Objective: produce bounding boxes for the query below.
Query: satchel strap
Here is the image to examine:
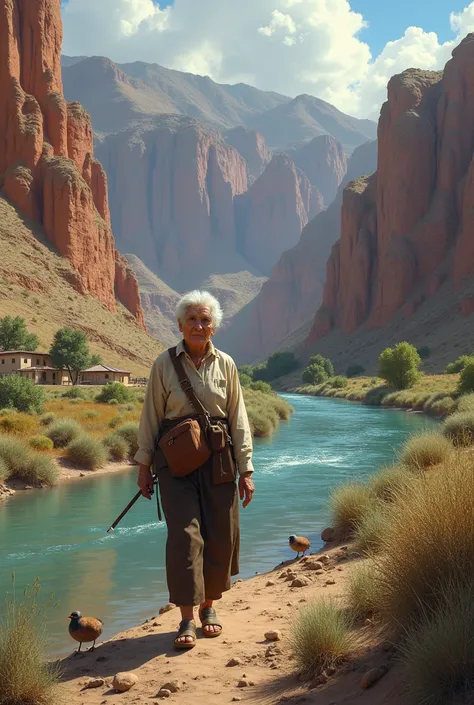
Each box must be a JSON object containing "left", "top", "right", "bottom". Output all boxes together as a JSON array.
[{"left": 168, "top": 347, "right": 211, "bottom": 422}]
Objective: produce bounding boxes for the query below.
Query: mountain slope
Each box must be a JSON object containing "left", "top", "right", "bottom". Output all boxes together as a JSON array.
[
  {"left": 249, "top": 94, "right": 377, "bottom": 150},
  {"left": 0, "top": 197, "right": 162, "bottom": 376}
]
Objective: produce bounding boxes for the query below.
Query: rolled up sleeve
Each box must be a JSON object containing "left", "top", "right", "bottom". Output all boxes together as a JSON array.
[
  {"left": 134, "top": 360, "right": 166, "bottom": 467},
  {"left": 227, "top": 361, "right": 254, "bottom": 475}
]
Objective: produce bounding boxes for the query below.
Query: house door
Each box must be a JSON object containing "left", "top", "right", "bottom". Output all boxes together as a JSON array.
[{"left": 42, "top": 372, "right": 46, "bottom": 384}]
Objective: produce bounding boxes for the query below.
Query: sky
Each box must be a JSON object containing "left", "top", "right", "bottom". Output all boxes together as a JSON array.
[{"left": 60, "top": 1, "right": 474, "bottom": 119}]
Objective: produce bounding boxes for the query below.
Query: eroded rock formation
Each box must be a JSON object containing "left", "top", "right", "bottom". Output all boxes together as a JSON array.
[
  {"left": 287, "top": 135, "right": 347, "bottom": 207},
  {"left": 224, "top": 127, "right": 272, "bottom": 183},
  {"left": 309, "top": 35, "right": 474, "bottom": 346},
  {"left": 0, "top": 0, "right": 144, "bottom": 327}
]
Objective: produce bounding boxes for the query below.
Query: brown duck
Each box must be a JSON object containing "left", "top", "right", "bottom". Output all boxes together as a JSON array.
[
  {"left": 68, "top": 611, "right": 103, "bottom": 653},
  {"left": 289, "top": 535, "right": 311, "bottom": 558}
]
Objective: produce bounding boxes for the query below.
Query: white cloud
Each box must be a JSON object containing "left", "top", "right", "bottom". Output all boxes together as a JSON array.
[{"left": 61, "top": 0, "right": 474, "bottom": 119}]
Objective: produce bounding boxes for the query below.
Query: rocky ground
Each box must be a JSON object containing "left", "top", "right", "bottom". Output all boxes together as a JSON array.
[{"left": 59, "top": 545, "right": 403, "bottom": 705}]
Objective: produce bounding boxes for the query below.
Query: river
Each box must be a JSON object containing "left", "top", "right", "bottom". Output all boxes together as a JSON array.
[{"left": 0, "top": 394, "right": 435, "bottom": 655}]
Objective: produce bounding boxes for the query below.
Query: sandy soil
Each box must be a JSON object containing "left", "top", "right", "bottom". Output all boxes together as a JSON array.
[{"left": 59, "top": 545, "right": 404, "bottom": 705}]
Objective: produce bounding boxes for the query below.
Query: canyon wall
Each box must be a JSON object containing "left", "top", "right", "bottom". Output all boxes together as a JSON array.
[
  {"left": 0, "top": 0, "right": 144, "bottom": 328},
  {"left": 308, "top": 35, "right": 474, "bottom": 346}
]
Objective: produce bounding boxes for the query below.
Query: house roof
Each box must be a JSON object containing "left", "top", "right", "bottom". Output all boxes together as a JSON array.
[
  {"left": 83, "top": 364, "right": 131, "bottom": 374},
  {"left": 17, "top": 366, "right": 64, "bottom": 372},
  {"left": 0, "top": 351, "right": 50, "bottom": 356}
]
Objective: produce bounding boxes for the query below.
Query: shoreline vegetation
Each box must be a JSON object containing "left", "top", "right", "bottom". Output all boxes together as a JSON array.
[{"left": 0, "top": 384, "right": 293, "bottom": 498}]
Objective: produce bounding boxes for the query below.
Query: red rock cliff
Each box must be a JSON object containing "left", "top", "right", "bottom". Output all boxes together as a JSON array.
[
  {"left": 309, "top": 35, "right": 474, "bottom": 346},
  {"left": 96, "top": 116, "right": 248, "bottom": 290},
  {"left": 0, "top": 0, "right": 144, "bottom": 328},
  {"left": 287, "top": 135, "right": 347, "bottom": 207},
  {"left": 224, "top": 127, "right": 272, "bottom": 183}
]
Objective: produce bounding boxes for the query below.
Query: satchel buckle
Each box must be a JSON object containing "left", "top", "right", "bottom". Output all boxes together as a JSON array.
[{"left": 167, "top": 438, "right": 174, "bottom": 446}]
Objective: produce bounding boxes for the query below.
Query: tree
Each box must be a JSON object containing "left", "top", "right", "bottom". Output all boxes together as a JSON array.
[
  {"left": 49, "top": 328, "right": 94, "bottom": 385},
  {"left": 378, "top": 342, "right": 422, "bottom": 390},
  {"left": 265, "top": 352, "right": 299, "bottom": 379},
  {"left": 302, "top": 364, "right": 328, "bottom": 385},
  {"left": 238, "top": 371, "right": 252, "bottom": 387},
  {"left": 0, "top": 316, "right": 39, "bottom": 351},
  {"left": 238, "top": 365, "right": 254, "bottom": 379},
  {"left": 308, "top": 354, "right": 334, "bottom": 378},
  {"left": 446, "top": 355, "right": 474, "bottom": 375},
  {"left": 0, "top": 375, "right": 45, "bottom": 413}
]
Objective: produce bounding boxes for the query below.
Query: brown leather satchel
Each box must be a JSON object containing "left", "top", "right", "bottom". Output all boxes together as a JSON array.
[{"left": 157, "top": 347, "right": 237, "bottom": 484}]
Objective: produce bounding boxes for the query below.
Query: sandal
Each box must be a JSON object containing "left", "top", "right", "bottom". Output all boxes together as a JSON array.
[
  {"left": 199, "top": 607, "right": 223, "bottom": 638},
  {"left": 174, "top": 619, "right": 197, "bottom": 650}
]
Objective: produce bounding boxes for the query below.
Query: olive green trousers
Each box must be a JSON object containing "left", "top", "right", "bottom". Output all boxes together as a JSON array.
[{"left": 156, "top": 454, "right": 240, "bottom": 606}]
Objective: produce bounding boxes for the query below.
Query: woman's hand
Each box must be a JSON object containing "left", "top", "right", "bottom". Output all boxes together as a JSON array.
[
  {"left": 137, "top": 464, "right": 154, "bottom": 499},
  {"left": 239, "top": 472, "right": 255, "bottom": 508}
]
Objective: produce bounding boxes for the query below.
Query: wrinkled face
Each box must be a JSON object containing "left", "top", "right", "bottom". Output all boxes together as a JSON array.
[{"left": 179, "top": 305, "right": 215, "bottom": 348}]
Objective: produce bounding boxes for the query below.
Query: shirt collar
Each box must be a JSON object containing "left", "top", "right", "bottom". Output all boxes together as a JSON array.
[{"left": 176, "top": 340, "right": 219, "bottom": 360}]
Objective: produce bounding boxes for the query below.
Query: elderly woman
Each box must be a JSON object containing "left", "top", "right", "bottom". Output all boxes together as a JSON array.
[{"left": 135, "top": 290, "right": 255, "bottom": 650}]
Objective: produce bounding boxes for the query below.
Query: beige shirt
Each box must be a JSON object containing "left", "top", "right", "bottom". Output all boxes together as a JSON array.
[{"left": 134, "top": 340, "right": 254, "bottom": 475}]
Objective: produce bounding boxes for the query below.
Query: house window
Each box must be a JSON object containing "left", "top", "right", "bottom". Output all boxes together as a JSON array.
[
  {"left": 1, "top": 360, "right": 4, "bottom": 365},
  {"left": 105, "top": 374, "right": 109, "bottom": 379},
  {"left": 36, "top": 359, "right": 40, "bottom": 365},
  {"left": 12, "top": 358, "right": 15, "bottom": 364},
  {"left": 43, "top": 360, "right": 46, "bottom": 366},
  {"left": 24, "top": 358, "right": 28, "bottom": 363}
]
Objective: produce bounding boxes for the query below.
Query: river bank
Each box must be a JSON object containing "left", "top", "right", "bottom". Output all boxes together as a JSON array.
[
  {"left": 58, "top": 542, "right": 402, "bottom": 705},
  {"left": 291, "top": 373, "right": 459, "bottom": 419}
]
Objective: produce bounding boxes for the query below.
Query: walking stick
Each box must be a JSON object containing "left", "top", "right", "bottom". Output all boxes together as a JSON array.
[{"left": 106, "top": 475, "right": 161, "bottom": 533}]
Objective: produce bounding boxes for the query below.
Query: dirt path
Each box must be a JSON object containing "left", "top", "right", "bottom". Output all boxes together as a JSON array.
[{"left": 59, "top": 546, "right": 403, "bottom": 705}]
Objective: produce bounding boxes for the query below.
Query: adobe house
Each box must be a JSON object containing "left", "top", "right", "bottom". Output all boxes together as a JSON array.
[
  {"left": 18, "top": 366, "right": 70, "bottom": 386},
  {"left": 0, "top": 351, "right": 52, "bottom": 375},
  {"left": 80, "top": 364, "right": 131, "bottom": 386}
]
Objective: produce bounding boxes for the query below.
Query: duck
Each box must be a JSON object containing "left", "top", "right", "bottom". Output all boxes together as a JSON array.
[
  {"left": 289, "top": 535, "right": 311, "bottom": 558},
  {"left": 68, "top": 611, "right": 103, "bottom": 653}
]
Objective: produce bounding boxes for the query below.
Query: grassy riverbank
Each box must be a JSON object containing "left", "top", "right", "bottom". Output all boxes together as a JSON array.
[
  {"left": 293, "top": 373, "right": 459, "bottom": 418},
  {"left": 0, "top": 385, "right": 293, "bottom": 493}
]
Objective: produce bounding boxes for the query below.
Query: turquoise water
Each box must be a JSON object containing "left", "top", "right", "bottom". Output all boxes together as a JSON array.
[{"left": 0, "top": 395, "right": 435, "bottom": 655}]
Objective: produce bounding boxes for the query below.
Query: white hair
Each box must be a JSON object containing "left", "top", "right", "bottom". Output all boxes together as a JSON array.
[{"left": 176, "top": 290, "right": 223, "bottom": 328}]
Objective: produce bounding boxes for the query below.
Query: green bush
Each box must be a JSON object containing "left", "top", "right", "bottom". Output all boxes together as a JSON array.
[
  {"left": 327, "top": 376, "right": 348, "bottom": 389},
  {"left": 253, "top": 352, "right": 299, "bottom": 382},
  {"left": 249, "top": 380, "right": 272, "bottom": 393},
  {"left": 0, "top": 375, "right": 45, "bottom": 413},
  {"left": 82, "top": 410, "right": 99, "bottom": 419},
  {"left": 442, "top": 412, "right": 474, "bottom": 447},
  {"left": 96, "top": 382, "right": 134, "bottom": 404},
  {"left": 46, "top": 419, "right": 82, "bottom": 448},
  {"left": 29, "top": 435, "right": 54, "bottom": 452},
  {"left": 346, "top": 364, "right": 365, "bottom": 378},
  {"left": 238, "top": 371, "right": 252, "bottom": 387},
  {"left": 309, "top": 354, "right": 334, "bottom": 377},
  {"left": 116, "top": 422, "right": 139, "bottom": 458},
  {"left": 39, "top": 412, "right": 56, "bottom": 427},
  {"left": 446, "top": 355, "right": 474, "bottom": 375},
  {"left": 290, "top": 600, "right": 353, "bottom": 679},
  {"left": 238, "top": 365, "right": 254, "bottom": 379},
  {"left": 457, "top": 360, "right": 474, "bottom": 394},
  {"left": 0, "top": 578, "right": 61, "bottom": 705},
  {"left": 0, "top": 436, "right": 31, "bottom": 474},
  {"left": 302, "top": 364, "right": 328, "bottom": 385},
  {"left": 61, "top": 387, "right": 86, "bottom": 399},
  {"left": 103, "top": 433, "right": 129, "bottom": 461},
  {"left": 379, "top": 342, "right": 422, "bottom": 389},
  {"left": 66, "top": 434, "right": 107, "bottom": 470},
  {"left": 108, "top": 398, "right": 119, "bottom": 406}
]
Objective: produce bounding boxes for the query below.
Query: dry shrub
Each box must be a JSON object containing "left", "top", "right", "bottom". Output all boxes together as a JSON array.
[
  {"left": 0, "top": 577, "right": 61, "bottom": 705},
  {"left": 353, "top": 504, "right": 392, "bottom": 555},
  {"left": 400, "top": 582, "right": 474, "bottom": 705},
  {"left": 399, "top": 431, "right": 452, "bottom": 469},
  {"left": 116, "top": 423, "right": 139, "bottom": 457},
  {"left": 66, "top": 434, "right": 107, "bottom": 470},
  {"left": 456, "top": 393, "right": 474, "bottom": 414},
  {"left": 290, "top": 600, "right": 353, "bottom": 679},
  {"left": 108, "top": 415, "right": 123, "bottom": 429},
  {"left": 29, "top": 435, "right": 54, "bottom": 452},
  {"left": 46, "top": 419, "right": 82, "bottom": 448},
  {"left": 17, "top": 455, "right": 58, "bottom": 487},
  {"left": 39, "top": 412, "right": 56, "bottom": 427},
  {"left": 368, "top": 464, "right": 413, "bottom": 502},
  {"left": 243, "top": 388, "right": 293, "bottom": 437},
  {"left": 372, "top": 454, "right": 474, "bottom": 633},
  {"left": 442, "top": 412, "right": 474, "bottom": 447},
  {"left": 0, "top": 458, "right": 8, "bottom": 482},
  {"left": 347, "top": 562, "right": 381, "bottom": 619},
  {"left": 103, "top": 433, "right": 129, "bottom": 461},
  {"left": 0, "top": 413, "right": 36, "bottom": 436},
  {"left": 423, "top": 393, "right": 457, "bottom": 417},
  {"left": 330, "top": 483, "right": 376, "bottom": 537}
]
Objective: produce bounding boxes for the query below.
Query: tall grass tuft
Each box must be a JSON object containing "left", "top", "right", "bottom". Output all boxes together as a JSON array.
[
  {"left": 0, "top": 576, "right": 61, "bottom": 705},
  {"left": 399, "top": 431, "right": 452, "bottom": 470},
  {"left": 400, "top": 582, "right": 474, "bottom": 705},
  {"left": 456, "top": 393, "right": 474, "bottom": 414},
  {"left": 103, "top": 433, "right": 129, "bottom": 461},
  {"left": 353, "top": 504, "right": 392, "bottom": 555},
  {"left": 29, "top": 436, "right": 54, "bottom": 452},
  {"left": 290, "top": 600, "right": 353, "bottom": 679},
  {"left": 347, "top": 562, "right": 381, "bottom": 619},
  {"left": 371, "top": 454, "right": 474, "bottom": 634},
  {"left": 442, "top": 412, "right": 474, "bottom": 447},
  {"left": 330, "top": 483, "right": 376, "bottom": 538},
  {"left": 66, "top": 434, "right": 107, "bottom": 470},
  {"left": 39, "top": 412, "right": 56, "bottom": 427},
  {"left": 116, "top": 422, "right": 139, "bottom": 457},
  {"left": 0, "top": 458, "right": 8, "bottom": 483},
  {"left": 368, "top": 464, "right": 413, "bottom": 502},
  {"left": 46, "top": 419, "right": 82, "bottom": 448}
]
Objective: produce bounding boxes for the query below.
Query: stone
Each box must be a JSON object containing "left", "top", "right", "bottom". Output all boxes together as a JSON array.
[
  {"left": 157, "top": 689, "right": 171, "bottom": 699},
  {"left": 319, "top": 555, "right": 330, "bottom": 564},
  {"left": 159, "top": 603, "right": 175, "bottom": 615},
  {"left": 264, "top": 630, "right": 282, "bottom": 641},
  {"left": 160, "top": 680, "right": 180, "bottom": 693},
  {"left": 361, "top": 666, "right": 388, "bottom": 689},
  {"left": 83, "top": 678, "right": 105, "bottom": 689},
  {"left": 321, "top": 528, "right": 335, "bottom": 542},
  {"left": 266, "top": 580, "right": 276, "bottom": 587},
  {"left": 232, "top": 698, "right": 242, "bottom": 702},
  {"left": 291, "top": 578, "right": 309, "bottom": 588},
  {"left": 226, "top": 658, "right": 243, "bottom": 667},
  {"left": 309, "top": 672, "right": 328, "bottom": 688},
  {"left": 0, "top": 0, "right": 144, "bottom": 327},
  {"left": 284, "top": 572, "right": 298, "bottom": 582},
  {"left": 307, "top": 561, "right": 325, "bottom": 571},
  {"left": 112, "top": 672, "right": 138, "bottom": 692},
  {"left": 237, "top": 679, "right": 250, "bottom": 688},
  {"left": 325, "top": 579, "right": 336, "bottom": 586}
]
